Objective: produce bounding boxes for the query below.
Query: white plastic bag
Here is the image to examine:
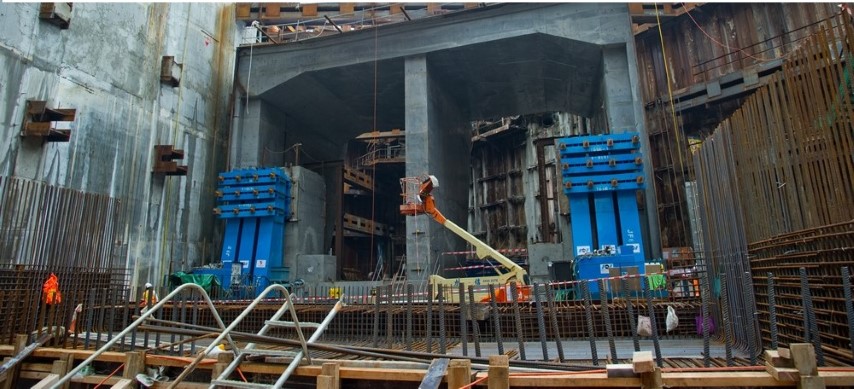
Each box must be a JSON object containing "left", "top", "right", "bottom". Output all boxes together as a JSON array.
[
  {"left": 637, "top": 315, "right": 652, "bottom": 336},
  {"left": 666, "top": 306, "right": 679, "bottom": 333}
]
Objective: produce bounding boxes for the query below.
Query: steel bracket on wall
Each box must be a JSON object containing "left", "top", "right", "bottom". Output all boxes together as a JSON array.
[
  {"left": 20, "top": 100, "right": 75, "bottom": 142},
  {"left": 39, "top": 3, "right": 72, "bottom": 29},
  {"left": 161, "top": 56, "right": 183, "bottom": 87},
  {"left": 152, "top": 145, "right": 188, "bottom": 176}
]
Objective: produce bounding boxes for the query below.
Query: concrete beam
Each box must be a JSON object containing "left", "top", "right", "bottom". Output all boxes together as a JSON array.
[{"left": 238, "top": 3, "right": 633, "bottom": 96}]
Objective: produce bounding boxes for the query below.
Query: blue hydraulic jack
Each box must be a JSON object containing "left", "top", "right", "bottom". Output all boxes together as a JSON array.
[
  {"left": 197, "top": 167, "right": 292, "bottom": 299},
  {"left": 557, "top": 132, "right": 647, "bottom": 299}
]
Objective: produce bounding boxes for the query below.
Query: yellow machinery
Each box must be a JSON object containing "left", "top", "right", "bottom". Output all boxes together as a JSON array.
[{"left": 401, "top": 175, "right": 531, "bottom": 303}]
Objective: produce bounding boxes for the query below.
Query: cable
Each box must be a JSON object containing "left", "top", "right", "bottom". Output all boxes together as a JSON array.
[
  {"left": 654, "top": 2, "right": 691, "bottom": 251},
  {"left": 680, "top": 3, "right": 775, "bottom": 63},
  {"left": 92, "top": 363, "right": 124, "bottom": 389},
  {"left": 369, "top": 8, "right": 379, "bottom": 280}
]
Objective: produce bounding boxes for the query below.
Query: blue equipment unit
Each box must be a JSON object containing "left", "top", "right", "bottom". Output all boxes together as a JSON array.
[
  {"left": 195, "top": 167, "right": 292, "bottom": 298},
  {"left": 557, "top": 133, "right": 646, "bottom": 299}
]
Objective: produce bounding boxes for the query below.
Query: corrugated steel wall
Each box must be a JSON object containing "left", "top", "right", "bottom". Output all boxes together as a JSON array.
[{"left": 635, "top": 3, "right": 842, "bottom": 248}]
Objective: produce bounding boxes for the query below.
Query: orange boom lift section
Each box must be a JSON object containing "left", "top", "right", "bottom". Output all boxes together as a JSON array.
[{"left": 401, "top": 175, "right": 531, "bottom": 303}]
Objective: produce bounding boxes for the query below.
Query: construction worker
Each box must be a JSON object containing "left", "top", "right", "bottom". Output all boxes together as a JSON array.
[{"left": 140, "top": 282, "right": 158, "bottom": 314}]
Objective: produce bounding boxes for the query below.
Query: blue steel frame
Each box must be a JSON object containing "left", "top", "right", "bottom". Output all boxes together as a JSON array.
[
  {"left": 206, "top": 167, "right": 292, "bottom": 297},
  {"left": 557, "top": 133, "right": 647, "bottom": 298}
]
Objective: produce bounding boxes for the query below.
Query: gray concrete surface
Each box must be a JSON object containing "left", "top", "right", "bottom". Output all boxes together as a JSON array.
[{"left": 0, "top": 3, "right": 239, "bottom": 290}]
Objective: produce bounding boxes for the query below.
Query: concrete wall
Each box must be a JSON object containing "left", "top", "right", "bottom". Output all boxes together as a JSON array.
[
  {"left": 284, "top": 166, "right": 327, "bottom": 275},
  {"left": 0, "top": 3, "right": 239, "bottom": 290}
]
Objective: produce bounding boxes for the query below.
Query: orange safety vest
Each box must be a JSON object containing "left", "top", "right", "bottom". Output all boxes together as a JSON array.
[
  {"left": 140, "top": 289, "right": 158, "bottom": 306},
  {"left": 42, "top": 273, "right": 62, "bottom": 305}
]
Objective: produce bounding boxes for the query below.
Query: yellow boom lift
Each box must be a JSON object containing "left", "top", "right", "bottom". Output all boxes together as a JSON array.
[{"left": 400, "top": 175, "right": 531, "bottom": 303}]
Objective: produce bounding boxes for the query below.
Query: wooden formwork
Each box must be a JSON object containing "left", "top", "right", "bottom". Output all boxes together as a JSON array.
[{"left": 3, "top": 344, "right": 854, "bottom": 388}]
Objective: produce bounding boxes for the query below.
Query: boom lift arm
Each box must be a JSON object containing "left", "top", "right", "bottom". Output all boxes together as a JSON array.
[{"left": 403, "top": 175, "right": 530, "bottom": 302}]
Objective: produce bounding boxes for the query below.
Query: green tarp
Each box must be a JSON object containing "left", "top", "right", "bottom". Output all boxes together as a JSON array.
[{"left": 169, "top": 271, "right": 220, "bottom": 294}]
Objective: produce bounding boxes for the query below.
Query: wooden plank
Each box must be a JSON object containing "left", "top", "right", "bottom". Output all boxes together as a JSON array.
[
  {"left": 663, "top": 371, "right": 785, "bottom": 386},
  {"left": 0, "top": 334, "right": 31, "bottom": 389},
  {"left": 264, "top": 3, "right": 280, "bottom": 18},
  {"left": 447, "top": 359, "right": 471, "bottom": 389},
  {"left": 123, "top": 351, "right": 145, "bottom": 380},
  {"left": 339, "top": 3, "right": 354, "bottom": 14},
  {"left": 764, "top": 349, "right": 794, "bottom": 367},
  {"left": 317, "top": 374, "right": 334, "bottom": 389},
  {"left": 320, "top": 363, "right": 340, "bottom": 389},
  {"left": 778, "top": 347, "right": 791, "bottom": 359},
  {"left": 799, "top": 375, "right": 826, "bottom": 389},
  {"left": 633, "top": 351, "right": 655, "bottom": 373},
  {"left": 111, "top": 378, "right": 134, "bottom": 389},
  {"left": 487, "top": 355, "right": 509, "bottom": 389},
  {"left": 765, "top": 362, "right": 800, "bottom": 381},
  {"left": 606, "top": 364, "right": 637, "bottom": 378},
  {"left": 790, "top": 343, "right": 818, "bottom": 376},
  {"left": 502, "top": 372, "right": 638, "bottom": 387},
  {"left": 235, "top": 4, "right": 251, "bottom": 18},
  {"left": 30, "top": 373, "right": 59, "bottom": 389},
  {"left": 641, "top": 367, "right": 662, "bottom": 389},
  {"left": 301, "top": 4, "right": 317, "bottom": 17}
]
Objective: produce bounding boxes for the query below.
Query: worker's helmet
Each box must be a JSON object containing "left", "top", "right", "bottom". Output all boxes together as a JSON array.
[{"left": 144, "top": 282, "right": 153, "bottom": 289}]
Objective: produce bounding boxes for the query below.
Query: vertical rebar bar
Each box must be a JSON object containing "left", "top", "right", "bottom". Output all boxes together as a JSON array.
[
  {"left": 600, "top": 279, "right": 617, "bottom": 362},
  {"left": 406, "top": 283, "right": 413, "bottom": 351},
  {"left": 178, "top": 292, "right": 187, "bottom": 355},
  {"left": 372, "top": 285, "right": 380, "bottom": 348},
  {"left": 842, "top": 267, "right": 854, "bottom": 365},
  {"left": 621, "top": 276, "right": 640, "bottom": 352},
  {"left": 426, "top": 283, "right": 433, "bottom": 353},
  {"left": 581, "top": 280, "right": 597, "bottom": 366},
  {"left": 386, "top": 284, "right": 393, "bottom": 348},
  {"left": 468, "top": 285, "right": 481, "bottom": 357},
  {"left": 744, "top": 271, "right": 758, "bottom": 365},
  {"left": 97, "top": 289, "right": 108, "bottom": 349},
  {"left": 544, "top": 283, "right": 564, "bottom": 361},
  {"left": 189, "top": 290, "right": 198, "bottom": 354},
  {"left": 767, "top": 272, "right": 779, "bottom": 350},
  {"left": 510, "top": 282, "right": 526, "bottom": 360},
  {"left": 700, "top": 270, "right": 711, "bottom": 367},
  {"left": 488, "top": 284, "right": 504, "bottom": 355},
  {"left": 458, "top": 283, "right": 468, "bottom": 356},
  {"left": 439, "top": 284, "right": 447, "bottom": 354},
  {"left": 800, "top": 267, "right": 824, "bottom": 366},
  {"left": 643, "top": 277, "right": 662, "bottom": 367},
  {"left": 120, "top": 288, "right": 130, "bottom": 352},
  {"left": 720, "top": 273, "right": 733, "bottom": 366},
  {"left": 533, "top": 283, "right": 549, "bottom": 361}
]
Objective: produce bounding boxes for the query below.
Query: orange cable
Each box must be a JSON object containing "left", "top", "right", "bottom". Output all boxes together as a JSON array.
[
  {"left": 93, "top": 363, "right": 124, "bottom": 389},
  {"left": 458, "top": 374, "right": 488, "bottom": 388},
  {"left": 237, "top": 367, "right": 248, "bottom": 382}
]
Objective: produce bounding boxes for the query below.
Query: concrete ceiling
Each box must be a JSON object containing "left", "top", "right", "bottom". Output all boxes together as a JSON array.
[{"left": 261, "top": 33, "right": 604, "bottom": 161}]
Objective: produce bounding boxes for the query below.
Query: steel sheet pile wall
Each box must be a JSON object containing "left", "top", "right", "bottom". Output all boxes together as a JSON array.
[
  {"left": 636, "top": 3, "right": 840, "bottom": 248},
  {"left": 694, "top": 13, "right": 854, "bottom": 362},
  {"left": 0, "top": 176, "right": 122, "bottom": 268}
]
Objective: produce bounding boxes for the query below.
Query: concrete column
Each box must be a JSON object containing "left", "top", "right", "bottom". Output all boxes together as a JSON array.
[
  {"left": 602, "top": 44, "right": 661, "bottom": 257},
  {"left": 404, "top": 55, "right": 469, "bottom": 282},
  {"left": 231, "top": 97, "right": 286, "bottom": 168}
]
